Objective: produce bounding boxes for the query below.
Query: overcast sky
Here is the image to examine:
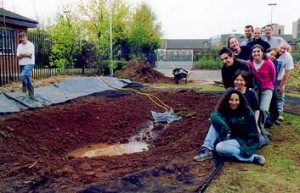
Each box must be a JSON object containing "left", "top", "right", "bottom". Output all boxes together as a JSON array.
[{"left": 3, "top": 0, "right": 300, "bottom": 39}]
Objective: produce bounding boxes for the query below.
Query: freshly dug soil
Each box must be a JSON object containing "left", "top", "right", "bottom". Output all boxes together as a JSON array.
[
  {"left": 115, "top": 60, "right": 174, "bottom": 83},
  {"left": 0, "top": 89, "right": 220, "bottom": 193}
]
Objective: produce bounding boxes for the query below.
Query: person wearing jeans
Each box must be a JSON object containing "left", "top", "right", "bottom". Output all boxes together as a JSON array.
[
  {"left": 193, "top": 70, "right": 269, "bottom": 162},
  {"left": 194, "top": 89, "right": 265, "bottom": 165},
  {"left": 247, "top": 44, "right": 276, "bottom": 126},
  {"left": 276, "top": 42, "right": 294, "bottom": 121},
  {"left": 20, "top": 65, "right": 35, "bottom": 97},
  {"left": 17, "top": 32, "right": 35, "bottom": 99}
]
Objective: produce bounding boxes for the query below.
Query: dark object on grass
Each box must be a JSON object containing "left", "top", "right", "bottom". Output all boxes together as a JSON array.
[
  {"left": 196, "top": 158, "right": 224, "bottom": 193},
  {"left": 172, "top": 68, "right": 189, "bottom": 84}
]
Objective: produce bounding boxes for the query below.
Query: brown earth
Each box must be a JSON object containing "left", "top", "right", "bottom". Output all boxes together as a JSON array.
[
  {"left": 0, "top": 89, "right": 220, "bottom": 193},
  {"left": 0, "top": 61, "right": 219, "bottom": 192},
  {"left": 0, "top": 61, "right": 299, "bottom": 192},
  {"left": 114, "top": 60, "right": 174, "bottom": 83}
]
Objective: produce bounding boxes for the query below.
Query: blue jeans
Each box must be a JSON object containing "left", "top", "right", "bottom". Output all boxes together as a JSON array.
[
  {"left": 203, "top": 125, "right": 219, "bottom": 150},
  {"left": 21, "top": 65, "right": 34, "bottom": 94},
  {"left": 202, "top": 125, "right": 268, "bottom": 151},
  {"left": 258, "top": 89, "right": 273, "bottom": 125},
  {"left": 215, "top": 139, "right": 257, "bottom": 163},
  {"left": 276, "top": 80, "right": 285, "bottom": 114}
]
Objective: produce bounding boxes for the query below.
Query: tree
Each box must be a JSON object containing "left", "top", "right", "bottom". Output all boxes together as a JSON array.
[
  {"left": 127, "top": 2, "right": 162, "bottom": 61},
  {"left": 46, "top": 11, "right": 81, "bottom": 71},
  {"left": 78, "top": 0, "right": 130, "bottom": 63}
]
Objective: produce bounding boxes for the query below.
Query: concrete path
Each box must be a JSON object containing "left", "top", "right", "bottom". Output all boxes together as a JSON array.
[{"left": 155, "top": 69, "right": 222, "bottom": 84}]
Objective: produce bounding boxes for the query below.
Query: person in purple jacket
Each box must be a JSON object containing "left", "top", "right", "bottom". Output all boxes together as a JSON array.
[{"left": 247, "top": 44, "right": 276, "bottom": 126}]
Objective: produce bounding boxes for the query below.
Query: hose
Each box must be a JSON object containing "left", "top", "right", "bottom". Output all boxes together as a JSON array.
[
  {"left": 100, "top": 77, "right": 173, "bottom": 113},
  {"left": 197, "top": 159, "right": 224, "bottom": 193}
]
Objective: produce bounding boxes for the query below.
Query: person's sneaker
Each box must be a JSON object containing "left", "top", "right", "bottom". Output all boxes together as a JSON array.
[
  {"left": 278, "top": 115, "right": 284, "bottom": 121},
  {"left": 273, "top": 120, "right": 281, "bottom": 125},
  {"left": 193, "top": 147, "right": 213, "bottom": 162},
  {"left": 252, "top": 155, "right": 265, "bottom": 165},
  {"left": 264, "top": 121, "right": 274, "bottom": 128}
]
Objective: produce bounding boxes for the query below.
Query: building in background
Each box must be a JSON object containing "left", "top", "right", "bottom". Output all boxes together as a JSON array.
[
  {"left": 156, "top": 39, "right": 211, "bottom": 69},
  {"left": 210, "top": 33, "right": 244, "bottom": 48},
  {"left": 269, "top": 23, "right": 285, "bottom": 35},
  {"left": 292, "top": 18, "right": 300, "bottom": 40}
]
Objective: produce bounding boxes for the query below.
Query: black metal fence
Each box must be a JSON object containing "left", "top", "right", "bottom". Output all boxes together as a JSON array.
[
  {"left": 28, "top": 30, "right": 57, "bottom": 79},
  {"left": 0, "top": 29, "right": 57, "bottom": 87}
]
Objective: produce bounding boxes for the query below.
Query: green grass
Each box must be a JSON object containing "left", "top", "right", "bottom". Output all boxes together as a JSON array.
[
  {"left": 286, "top": 92, "right": 300, "bottom": 98},
  {"left": 286, "top": 62, "right": 300, "bottom": 93},
  {"left": 206, "top": 113, "right": 300, "bottom": 193},
  {"left": 145, "top": 82, "right": 225, "bottom": 92}
]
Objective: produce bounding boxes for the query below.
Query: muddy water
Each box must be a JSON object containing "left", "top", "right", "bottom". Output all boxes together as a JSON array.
[{"left": 68, "top": 122, "right": 168, "bottom": 158}]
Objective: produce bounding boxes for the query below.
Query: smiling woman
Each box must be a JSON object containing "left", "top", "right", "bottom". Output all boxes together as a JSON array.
[
  {"left": 212, "top": 88, "right": 265, "bottom": 164},
  {"left": 248, "top": 44, "right": 276, "bottom": 126}
]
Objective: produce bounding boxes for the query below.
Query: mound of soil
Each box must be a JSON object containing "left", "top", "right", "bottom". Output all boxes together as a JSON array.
[
  {"left": 0, "top": 89, "right": 220, "bottom": 192},
  {"left": 115, "top": 60, "right": 174, "bottom": 83}
]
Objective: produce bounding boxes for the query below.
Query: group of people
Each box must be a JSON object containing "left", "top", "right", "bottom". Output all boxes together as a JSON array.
[
  {"left": 16, "top": 28, "right": 294, "bottom": 166},
  {"left": 193, "top": 24, "right": 294, "bottom": 166}
]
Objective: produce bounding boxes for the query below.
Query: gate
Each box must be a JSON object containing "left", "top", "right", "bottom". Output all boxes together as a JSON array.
[{"left": 155, "top": 49, "right": 193, "bottom": 69}]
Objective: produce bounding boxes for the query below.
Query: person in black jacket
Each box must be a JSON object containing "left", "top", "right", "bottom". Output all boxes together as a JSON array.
[
  {"left": 227, "top": 37, "right": 252, "bottom": 61},
  {"left": 247, "top": 27, "right": 270, "bottom": 52},
  {"left": 219, "top": 48, "right": 253, "bottom": 89}
]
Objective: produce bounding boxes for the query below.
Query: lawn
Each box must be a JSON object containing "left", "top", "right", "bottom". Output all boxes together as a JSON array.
[{"left": 206, "top": 112, "right": 300, "bottom": 193}]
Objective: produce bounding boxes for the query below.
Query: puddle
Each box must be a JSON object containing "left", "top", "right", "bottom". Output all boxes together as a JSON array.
[{"left": 67, "top": 122, "right": 168, "bottom": 158}]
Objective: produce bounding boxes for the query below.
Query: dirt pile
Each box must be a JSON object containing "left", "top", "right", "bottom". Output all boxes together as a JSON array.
[
  {"left": 0, "top": 89, "right": 219, "bottom": 192},
  {"left": 115, "top": 60, "right": 174, "bottom": 83}
]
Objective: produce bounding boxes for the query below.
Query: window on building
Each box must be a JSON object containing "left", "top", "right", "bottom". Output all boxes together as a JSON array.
[{"left": 0, "top": 29, "right": 16, "bottom": 55}]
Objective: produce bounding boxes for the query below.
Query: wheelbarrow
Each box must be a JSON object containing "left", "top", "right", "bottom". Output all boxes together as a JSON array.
[{"left": 172, "top": 68, "right": 189, "bottom": 84}]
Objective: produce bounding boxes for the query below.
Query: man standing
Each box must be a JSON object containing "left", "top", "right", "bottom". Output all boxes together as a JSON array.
[
  {"left": 264, "top": 24, "right": 286, "bottom": 48},
  {"left": 219, "top": 48, "right": 252, "bottom": 89},
  {"left": 276, "top": 42, "right": 294, "bottom": 121},
  {"left": 240, "top": 25, "right": 254, "bottom": 46},
  {"left": 17, "top": 32, "right": 35, "bottom": 99}
]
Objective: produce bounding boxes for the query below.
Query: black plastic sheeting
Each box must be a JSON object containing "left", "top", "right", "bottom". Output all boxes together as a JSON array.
[{"left": 0, "top": 77, "right": 132, "bottom": 114}]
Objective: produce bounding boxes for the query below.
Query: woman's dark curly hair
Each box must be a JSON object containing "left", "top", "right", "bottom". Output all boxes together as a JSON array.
[{"left": 215, "top": 88, "right": 249, "bottom": 116}]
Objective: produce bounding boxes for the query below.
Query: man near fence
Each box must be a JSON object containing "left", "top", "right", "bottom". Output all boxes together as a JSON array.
[{"left": 17, "top": 32, "right": 35, "bottom": 99}]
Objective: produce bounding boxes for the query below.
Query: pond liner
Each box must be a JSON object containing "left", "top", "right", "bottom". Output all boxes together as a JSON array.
[{"left": 0, "top": 77, "right": 134, "bottom": 114}]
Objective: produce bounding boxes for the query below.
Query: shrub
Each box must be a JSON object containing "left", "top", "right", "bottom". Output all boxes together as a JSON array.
[
  {"left": 194, "top": 56, "right": 222, "bottom": 69},
  {"left": 291, "top": 52, "right": 300, "bottom": 63}
]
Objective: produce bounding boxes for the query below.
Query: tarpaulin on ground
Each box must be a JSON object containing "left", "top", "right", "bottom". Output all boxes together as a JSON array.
[{"left": 0, "top": 77, "right": 132, "bottom": 114}]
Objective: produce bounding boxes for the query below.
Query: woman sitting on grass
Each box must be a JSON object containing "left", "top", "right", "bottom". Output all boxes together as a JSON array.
[
  {"left": 193, "top": 70, "right": 268, "bottom": 162},
  {"left": 194, "top": 88, "right": 265, "bottom": 165}
]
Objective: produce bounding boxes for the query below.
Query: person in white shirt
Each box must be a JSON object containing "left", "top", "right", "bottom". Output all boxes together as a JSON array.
[
  {"left": 16, "top": 32, "right": 35, "bottom": 99},
  {"left": 276, "top": 42, "right": 294, "bottom": 121}
]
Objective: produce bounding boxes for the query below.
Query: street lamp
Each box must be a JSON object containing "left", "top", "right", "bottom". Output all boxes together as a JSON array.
[
  {"left": 268, "top": 3, "right": 277, "bottom": 24},
  {"left": 109, "top": 0, "right": 113, "bottom": 77}
]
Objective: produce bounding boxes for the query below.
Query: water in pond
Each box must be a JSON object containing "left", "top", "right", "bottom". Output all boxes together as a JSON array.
[{"left": 67, "top": 122, "right": 168, "bottom": 158}]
